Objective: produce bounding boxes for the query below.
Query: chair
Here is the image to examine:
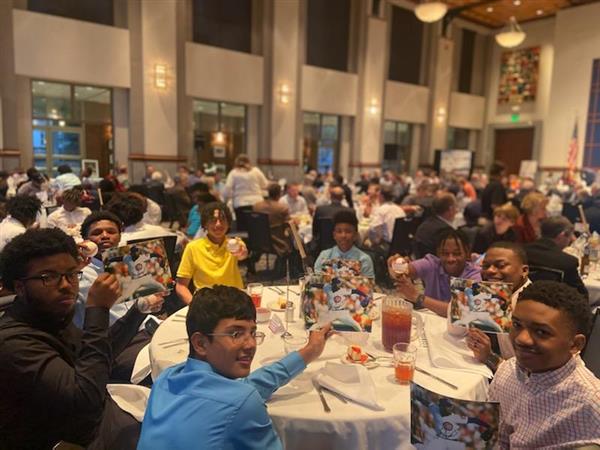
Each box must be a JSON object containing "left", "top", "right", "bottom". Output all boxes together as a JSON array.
[
  {"left": 582, "top": 309, "right": 600, "bottom": 378},
  {"left": 129, "top": 184, "right": 149, "bottom": 197},
  {"left": 161, "top": 192, "right": 179, "bottom": 228},
  {"left": 562, "top": 202, "right": 581, "bottom": 225},
  {"left": 146, "top": 184, "right": 165, "bottom": 206},
  {"left": 314, "top": 218, "right": 335, "bottom": 254},
  {"left": 528, "top": 265, "right": 565, "bottom": 283},
  {"left": 388, "top": 216, "right": 423, "bottom": 257},
  {"left": 245, "top": 212, "right": 280, "bottom": 277}
]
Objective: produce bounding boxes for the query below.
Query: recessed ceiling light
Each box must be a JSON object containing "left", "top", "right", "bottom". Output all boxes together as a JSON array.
[
  {"left": 513, "top": 0, "right": 521, "bottom": 5},
  {"left": 486, "top": 6, "right": 493, "bottom": 12},
  {"left": 536, "top": 9, "right": 543, "bottom": 15}
]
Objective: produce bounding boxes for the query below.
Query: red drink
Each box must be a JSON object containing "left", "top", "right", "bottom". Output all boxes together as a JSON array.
[
  {"left": 394, "top": 363, "right": 414, "bottom": 384},
  {"left": 382, "top": 310, "right": 412, "bottom": 351},
  {"left": 251, "top": 293, "right": 262, "bottom": 308}
]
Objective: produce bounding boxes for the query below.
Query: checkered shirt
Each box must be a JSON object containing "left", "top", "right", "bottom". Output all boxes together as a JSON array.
[{"left": 488, "top": 356, "right": 600, "bottom": 449}]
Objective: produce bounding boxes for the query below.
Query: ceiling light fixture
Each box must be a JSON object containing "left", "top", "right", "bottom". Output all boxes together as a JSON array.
[
  {"left": 495, "top": 16, "right": 526, "bottom": 48},
  {"left": 486, "top": 6, "right": 493, "bottom": 12},
  {"left": 536, "top": 9, "right": 543, "bottom": 15},
  {"left": 414, "top": 1, "right": 448, "bottom": 23},
  {"left": 513, "top": 0, "right": 521, "bottom": 5}
]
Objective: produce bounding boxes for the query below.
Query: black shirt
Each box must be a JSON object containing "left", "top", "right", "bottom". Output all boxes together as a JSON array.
[
  {"left": 0, "top": 298, "right": 145, "bottom": 449},
  {"left": 481, "top": 179, "right": 507, "bottom": 220}
]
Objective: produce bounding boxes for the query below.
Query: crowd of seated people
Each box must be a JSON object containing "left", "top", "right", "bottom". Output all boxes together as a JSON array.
[{"left": 0, "top": 158, "right": 598, "bottom": 449}]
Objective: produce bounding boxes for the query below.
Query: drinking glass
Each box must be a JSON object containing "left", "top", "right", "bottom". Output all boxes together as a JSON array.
[
  {"left": 393, "top": 342, "right": 417, "bottom": 385},
  {"left": 247, "top": 283, "right": 263, "bottom": 308},
  {"left": 382, "top": 296, "right": 413, "bottom": 352},
  {"left": 283, "top": 335, "right": 308, "bottom": 354}
]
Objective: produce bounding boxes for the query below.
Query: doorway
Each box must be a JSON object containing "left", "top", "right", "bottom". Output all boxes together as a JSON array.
[{"left": 493, "top": 127, "right": 534, "bottom": 175}]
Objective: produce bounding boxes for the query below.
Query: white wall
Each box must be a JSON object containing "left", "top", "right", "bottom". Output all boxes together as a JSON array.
[
  {"left": 543, "top": 3, "right": 600, "bottom": 168},
  {"left": 301, "top": 65, "right": 357, "bottom": 116},
  {"left": 383, "top": 81, "right": 429, "bottom": 124},
  {"left": 12, "top": 9, "right": 130, "bottom": 88},
  {"left": 186, "top": 42, "right": 264, "bottom": 105},
  {"left": 448, "top": 92, "right": 485, "bottom": 129}
]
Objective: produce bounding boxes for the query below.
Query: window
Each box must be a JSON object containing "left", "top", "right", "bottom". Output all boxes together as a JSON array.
[
  {"left": 306, "top": 0, "right": 351, "bottom": 71},
  {"left": 448, "top": 127, "right": 471, "bottom": 149},
  {"left": 303, "top": 113, "right": 340, "bottom": 174},
  {"left": 388, "top": 6, "right": 424, "bottom": 84},
  {"left": 28, "top": 0, "right": 113, "bottom": 26},
  {"left": 584, "top": 59, "right": 600, "bottom": 167},
  {"left": 383, "top": 121, "right": 412, "bottom": 172},
  {"left": 31, "top": 80, "right": 112, "bottom": 176},
  {"left": 192, "top": 0, "right": 253, "bottom": 53},
  {"left": 458, "top": 29, "right": 475, "bottom": 94},
  {"left": 193, "top": 99, "right": 247, "bottom": 172}
]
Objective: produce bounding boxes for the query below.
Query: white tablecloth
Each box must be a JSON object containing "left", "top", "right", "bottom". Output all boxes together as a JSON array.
[
  {"left": 584, "top": 274, "right": 600, "bottom": 306},
  {"left": 149, "top": 287, "right": 489, "bottom": 450}
]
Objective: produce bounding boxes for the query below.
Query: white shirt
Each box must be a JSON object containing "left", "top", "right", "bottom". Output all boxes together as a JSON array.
[
  {"left": 143, "top": 198, "right": 162, "bottom": 226},
  {"left": 47, "top": 206, "right": 91, "bottom": 240},
  {"left": 50, "top": 173, "right": 82, "bottom": 192},
  {"left": 279, "top": 194, "right": 308, "bottom": 215},
  {"left": 369, "top": 202, "right": 406, "bottom": 242},
  {"left": 225, "top": 167, "right": 268, "bottom": 208},
  {"left": 119, "top": 222, "right": 176, "bottom": 246},
  {"left": 0, "top": 216, "right": 26, "bottom": 251}
]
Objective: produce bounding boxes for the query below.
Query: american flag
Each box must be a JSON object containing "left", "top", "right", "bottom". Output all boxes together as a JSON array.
[{"left": 567, "top": 120, "right": 579, "bottom": 171}]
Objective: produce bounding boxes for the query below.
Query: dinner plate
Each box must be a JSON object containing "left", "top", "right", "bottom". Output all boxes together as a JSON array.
[
  {"left": 268, "top": 301, "right": 287, "bottom": 312},
  {"left": 339, "top": 354, "right": 379, "bottom": 370}
]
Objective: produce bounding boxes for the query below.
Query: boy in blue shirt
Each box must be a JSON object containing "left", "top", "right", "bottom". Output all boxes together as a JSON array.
[
  {"left": 138, "top": 285, "right": 332, "bottom": 449},
  {"left": 314, "top": 210, "right": 375, "bottom": 278}
]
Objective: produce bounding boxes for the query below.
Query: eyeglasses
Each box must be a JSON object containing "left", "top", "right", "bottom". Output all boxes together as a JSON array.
[
  {"left": 207, "top": 330, "right": 266, "bottom": 345},
  {"left": 20, "top": 271, "right": 83, "bottom": 287}
]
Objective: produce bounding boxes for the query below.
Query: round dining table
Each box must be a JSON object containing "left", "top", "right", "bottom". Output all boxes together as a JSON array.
[{"left": 149, "top": 286, "right": 490, "bottom": 450}]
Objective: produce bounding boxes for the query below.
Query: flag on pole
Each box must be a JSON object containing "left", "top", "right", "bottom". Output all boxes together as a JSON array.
[{"left": 567, "top": 119, "right": 579, "bottom": 182}]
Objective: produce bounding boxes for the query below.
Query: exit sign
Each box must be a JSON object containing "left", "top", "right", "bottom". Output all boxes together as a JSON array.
[{"left": 511, "top": 113, "right": 520, "bottom": 123}]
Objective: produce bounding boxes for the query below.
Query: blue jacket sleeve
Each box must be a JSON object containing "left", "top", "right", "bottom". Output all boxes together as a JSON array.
[
  {"left": 186, "top": 205, "right": 200, "bottom": 238},
  {"left": 242, "top": 352, "right": 306, "bottom": 401}
]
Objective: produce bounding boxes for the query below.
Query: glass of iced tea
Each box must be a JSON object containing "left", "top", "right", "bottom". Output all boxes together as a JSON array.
[
  {"left": 393, "top": 342, "right": 417, "bottom": 385},
  {"left": 382, "top": 296, "right": 413, "bottom": 352},
  {"left": 247, "top": 283, "right": 263, "bottom": 308}
]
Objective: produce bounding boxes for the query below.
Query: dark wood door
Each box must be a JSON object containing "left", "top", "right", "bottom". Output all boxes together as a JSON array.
[{"left": 494, "top": 127, "right": 534, "bottom": 175}]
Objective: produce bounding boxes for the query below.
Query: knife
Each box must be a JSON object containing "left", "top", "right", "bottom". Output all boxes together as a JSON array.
[
  {"left": 415, "top": 367, "right": 459, "bottom": 390},
  {"left": 312, "top": 379, "right": 331, "bottom": 413},
  {"left": 320, "top": 385, "right": 348, "bottom": 404}
]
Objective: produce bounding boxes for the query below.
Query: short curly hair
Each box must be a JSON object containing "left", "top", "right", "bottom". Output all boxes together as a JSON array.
[
  {"left": 0, "top": 228, "right": 78, "bottom": 290},
  {"left": 333, "top": 210, "right": 358, "bottom": 230},
  {"left": 200, "top": 202, "right": 232, "bottom": 231},
  {"left": 7, "top": 196, "right": 42, "bottom": 225},
  {"left": 105, "top": 192, "right": 146, "bottom": 227},
  {"left": 80, "top": 211, "right": 123, "bottom": 239},
  {"left": 517, "top": 281, "right": 592, "bottom": 335}
]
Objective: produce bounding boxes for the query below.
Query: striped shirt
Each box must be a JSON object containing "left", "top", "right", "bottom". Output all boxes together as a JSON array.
[{"left": 488, "top": 356, "right": 600, "bottom": 449}]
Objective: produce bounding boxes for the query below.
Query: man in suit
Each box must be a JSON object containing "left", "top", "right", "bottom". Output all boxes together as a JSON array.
[
  {"left": 525, "top": 216, "right": 588, "bottom": 297},
  {"left": 414, "top": 192, "right": 457, "bottom": 258},
  {"left": 253, "top": 183, "right": 291, "bottom": 257},
  {"left": 312, "top": 185, "right": 355, "bottom": 240}
]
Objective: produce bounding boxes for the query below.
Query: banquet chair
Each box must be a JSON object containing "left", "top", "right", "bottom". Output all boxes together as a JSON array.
[
  {"left": 314, "top": 218, "right": 335, "bottom": 255},
  {"left": 388, "top": 216, "right": 422, "bottom": 257},
  {"left": 246, "top": 212, "right": 280, "bottom": 279},
  {"left": 528, "top": 265, "right": 564, "bottom": 283}
]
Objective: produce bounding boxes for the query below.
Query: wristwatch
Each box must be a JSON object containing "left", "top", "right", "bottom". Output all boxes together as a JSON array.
[
  {"left": 414, "top": 294, "right": 425, "bottom": 309},
  {"left": 136, "top": 297, "right": 152, "bottom": 314}
]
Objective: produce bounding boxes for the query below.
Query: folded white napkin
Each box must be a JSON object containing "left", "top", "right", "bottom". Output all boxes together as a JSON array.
[
  {"left": 131, "top": 343, "right": 151, "bottom": 384},
  {"left": 107, "top": 384, "right": 151, "bottom": 422},
  {"left": 315, "top": 362, "right": 385, "bottom": 411},
  {"left": 422, "top": 315, "right": 492, "bottom": 378}
]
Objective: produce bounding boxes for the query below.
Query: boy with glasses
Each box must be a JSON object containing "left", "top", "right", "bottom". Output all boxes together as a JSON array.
[
  {"left": 138, "top": 285, "right": 332, "bottom": 450},
  {"left": 0, "top": 228, "right": 150, "bottom": 448}
]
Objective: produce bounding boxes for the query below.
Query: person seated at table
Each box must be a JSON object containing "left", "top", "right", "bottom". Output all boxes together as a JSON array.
[
  {"left": 525, "top": 216, "right": 587, "bottom": 297},
  {"left": 76, "top": 211, "right": 165, "bottom": 382},
  {"left": 388, "top": 228, "right": 480, "bottom": 317},
  {"left": 513, "top": 191, "right": 548, "bottom": 244},
  {"left": 312, "top": 185, "right": 355, "bottom": 241},
  {"left": 359, "top": 182, "right": 381, "bottom": 219},
  {"left": 47, "top": 186, "right": 91, "bottom": 240},
  {"left": 488, "top": 281, "right": 599, "bottom": 448},
  {"left": 138, "top": 285, "right": 332, "bottom": 450},
  {"left": 414, "top": 192, "right": 458, "bottom": 258},
  {"left": 314, "top": 210, "right": 375, "bottom": 278},
  {"left": 280, "top": 181, "right": 309, "bottom": 215},
  {"left": 0, "top": 228, "right": 150, "bottom": 449},
  {"left": 472, "top": 203, "right": 519, "bottom": 254},
  {"left": 368, "top": 185, "right": 406, "bottom": 248},
  {"left": 466, "top": 241, "right": 531, "bottom": 372},
  {"left": 0, "top": 195, "right": 41, "bottom": 251},
  {"left": 176, "top": 202, "right": 248, "bottom": 304}
]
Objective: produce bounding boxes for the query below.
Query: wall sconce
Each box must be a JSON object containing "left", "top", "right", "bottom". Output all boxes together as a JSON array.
[
  {"left": 368, "top": 98, "right": 379, "bottom": 115},
  {"left": 436, "top": 106, "right": 447, "bottom": 123},
  {"left": 154, "top": 64, "right": 167, "bottom": 89},
  {"left": 277, "top": 83, "right": 291, "bottom": 105},
  {"left": 212, "top": 131, "right": 226, "bottom": 145}
]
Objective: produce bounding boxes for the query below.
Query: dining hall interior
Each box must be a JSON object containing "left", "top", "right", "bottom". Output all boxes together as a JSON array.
[{"left": 0, "top": 0, "right": 599, "bottom": 449}]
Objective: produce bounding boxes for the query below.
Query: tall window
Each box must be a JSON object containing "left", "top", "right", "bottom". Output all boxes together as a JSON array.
[
  {"left": 447, "top": 127, "right": 471, "bottom": 149},
  {"left": 458, "top": 29, "right": 475, "bottom": 94},
  {"left": 193, "top": 99, "right": 247, "bottom": 172},
  {"left": 28, "top": 0, "right": 114, "bottom": 26},
  {"left": 303, "top": 113, "right": 340, "bottom": 174},
  {"left": 192, "top": 0, "right": 253, "bottom": 53},
  {"left": 32, "top": 80, "right": 112, "bottom": 176},
  {"left": 306, "top": 0, "right": 351, "bottom": 71},
  {"left": 388, "top": 6, "right": 424, "bottom": 84},
  {"left": 584, "top": 59, "right": 600, "bottom": 167},
  {"left": 383, "top": 121, "right": 412, "bottom": 173}
]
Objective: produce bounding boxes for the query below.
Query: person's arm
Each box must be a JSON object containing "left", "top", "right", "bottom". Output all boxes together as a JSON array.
[
  {"left": 466, "top": 328, "right": 502, "bottom": 372},
  {"left": 361, "top": 253, "right": 376, "bottom": 279},
  {"left": 393, "top": 275, "right": 449, "bottom": 317},
  {"left": 313, "top": 249, "right": 327, "bottom": 273},
  {"left": 175, "top": 277, "right": 193, "bottom": 305}
]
